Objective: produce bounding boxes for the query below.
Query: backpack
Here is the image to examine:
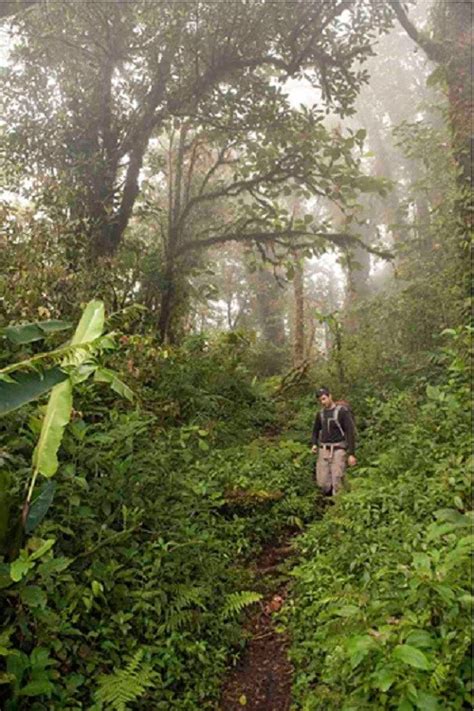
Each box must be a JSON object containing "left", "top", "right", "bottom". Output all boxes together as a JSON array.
[{"left": 320, "top": 400, "right": 356, "bottom": 438}]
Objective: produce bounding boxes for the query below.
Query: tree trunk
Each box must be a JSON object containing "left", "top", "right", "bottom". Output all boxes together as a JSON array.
[
  {"left": 346, "top": 234, "right": 371, "bottom": 304},
  {"left": 292, "top": 257, "right": 305, "bottom": 367},
  {"left": 389, "top": 0, "right": 472, "bottom": 194},
  {"left": 158, "top": 265, "right": 175, "bottom": 344},
  {"left": 252, "top": 269, "right": 287, "bottom": 347},
  {"left": 440, "top": 1, "right": 472, "bottom": 192},
  {"left": 157, "top": 125, "right": 189, "bottom": 343}
]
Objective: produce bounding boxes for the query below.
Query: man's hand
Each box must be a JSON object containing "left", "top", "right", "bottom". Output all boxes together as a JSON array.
[
  {"left": 348, "top": 455, "right": 357, "bottom": 467},
  {"left": 311, "top": 445, "right": 318, "bottom": 454}
]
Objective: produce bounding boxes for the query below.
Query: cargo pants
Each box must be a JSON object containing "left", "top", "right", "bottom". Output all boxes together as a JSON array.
[{"left": 316, "top": 443, "right": 347, "bottom": 495}]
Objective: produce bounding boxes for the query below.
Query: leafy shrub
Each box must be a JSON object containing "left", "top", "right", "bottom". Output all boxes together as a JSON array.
[
  {"left": 286, "top": 330, "right": 472, "bottom": 710},
  {"left": 0, "top": 341, "right": 315, "bottom": 709}
]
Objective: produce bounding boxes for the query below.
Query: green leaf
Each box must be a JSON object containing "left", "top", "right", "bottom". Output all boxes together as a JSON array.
[
  {"left": 434, "top": 508, "right": 468, "bottom": 524},
  {"left": 2, "top": 320, "right": 71, "bottom": 345},
  {"left": 333, "top": 605, "right": 360, "bottom": 617},
  {"left": 19, "top": 679, "right": 54, "bottom": 696},
  {"left": 10, "top": 554, "right": 34, "bottom": 582},
  {"left": 70, "top": 300, "right": 104, "bottom": 348},
  {"left": 38, "top": 320, "right": 72, "bottom": 335},
  {"left": 7, "top": 650, "right": 29, "bottom": 683},
  {"left": 91, "top": 580, "right": 103, "bottom": 597},
  {"left": 412, "top": 553, "right": 431, "bottom": 573},
  {"left": 398, "top": 700, "right": 414, "bottom": 711},
  {"left": 346, "top": 635, "right": 375, "bottom": 668},
  {"left": 25, "top": 481, "right": 57, "bottom": 534},
  {"left": 71, "top": 363, "right": 96, "bottom": 385},
  {"left": 372, "top": 668, "right": 396, "bottom": 692},
  {"left": 30, "top": 538, "right": 55, "bottom": 561},
  {"left": 0, "top": 367, "right": 68, "bottom": 417},
  {"left": 37, "top": 557, "right": 71, "bottom": 576},
  {"left": 19, "top": 586, "right": 47, "bottom": 608},
  {"left": 32, "top": 378, "right": 73, "bottom": 478},
  {"left": 405, "top": 630, "right": 434, "bottom": 649},
  {"left": 415, "top": 691, "right": 441, "bottom": 710},
  {"left": 30, "top": 647, "right": 53, "bottom": 669},
  {"left": 3, "top": 323, "right": 44, "bottom": 345},
  {"left": 222, "top": 591, "right": 262, "bottom": 619},
  {"left": 426, "top": 385, "right": 441, "bottom": 401},
  {"left": 93, "top": 367, "right": 134, "bottom": 401},
  {"left": 0, "top": 671, "right": 16, "bottom": 684},
  {"left": 393, "top": 645, "right": 431, "bottom": 670}
]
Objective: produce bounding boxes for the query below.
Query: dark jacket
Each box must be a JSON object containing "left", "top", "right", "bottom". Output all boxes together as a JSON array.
[{"left": 311, "top": 406, "right": 355, "bottom": 455}]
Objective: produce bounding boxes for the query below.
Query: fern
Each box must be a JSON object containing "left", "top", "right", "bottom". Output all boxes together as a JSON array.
[
  {"left": 160, "top": 608, "right": 196, "bottom": 634},
  {"left": 222, "top": 590, "right": 262, "bottom": 619},
  {"left": 173, "top": 583, "right": 209, "bottom": 610},
  {"left": 94, "top": 649, "right": 156, "bottom": 710}
]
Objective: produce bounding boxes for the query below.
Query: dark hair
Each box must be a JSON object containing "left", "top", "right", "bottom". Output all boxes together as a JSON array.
[{"left": 316, "top": 386, "right": 330, "bottom": 397}]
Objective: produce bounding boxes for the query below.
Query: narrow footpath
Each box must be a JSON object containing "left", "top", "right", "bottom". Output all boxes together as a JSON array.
[{"left": 219, "top": 533, "right": 298, "bottom": 711}]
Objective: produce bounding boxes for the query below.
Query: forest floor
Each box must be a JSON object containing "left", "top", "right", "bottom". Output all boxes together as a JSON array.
[{"left": 219, "top": 531, "right": 299, "bottom": 711}]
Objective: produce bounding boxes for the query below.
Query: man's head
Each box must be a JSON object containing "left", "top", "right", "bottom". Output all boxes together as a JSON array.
[{"left": 316, "top": 386, "right": 334, "bottom": 409}]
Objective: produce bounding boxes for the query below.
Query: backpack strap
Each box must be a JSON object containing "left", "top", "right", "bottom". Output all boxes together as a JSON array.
[
  {"left": 320, "top": 405, "right": 346, "bottom": 437},
  {"left": 333, "top": 404, "right": 345, "bottom": 437}
]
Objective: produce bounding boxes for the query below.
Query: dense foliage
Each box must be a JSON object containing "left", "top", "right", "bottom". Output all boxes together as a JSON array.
[
  {"left": 287, "top": 328, "right": 472, "bottom": 710},
  {"left": 0, "top": 1, "right": 471, "bottom": 709},
  {"left": 0, "top": 332, "right": 316, "bottom": 709}
]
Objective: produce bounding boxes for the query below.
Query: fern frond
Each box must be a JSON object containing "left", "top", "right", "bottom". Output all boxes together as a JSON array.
[
  {"left": 173, "top": 584, "right": 209, "bottom": 610},
  {"left": 222, "top": 590, "right": 263, "bottom": 619},
  {"left": 95, "top": 649, "right": 156, "bottom": 710},
  {"left": 160, "top": 608, "right": 195, "bottom": 634}
]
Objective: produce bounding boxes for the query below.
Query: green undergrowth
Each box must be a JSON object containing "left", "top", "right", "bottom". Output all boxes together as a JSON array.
[
  {"left": 286, "top": 328, "right": 472, "bottom": 710},
  {"left": 0, "top": 338, "right": 316, "bottom": 710}
]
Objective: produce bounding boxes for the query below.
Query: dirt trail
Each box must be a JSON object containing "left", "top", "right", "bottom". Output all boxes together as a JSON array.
[{"left": 219, "top": 534, "right": 297, "bottom": 711}]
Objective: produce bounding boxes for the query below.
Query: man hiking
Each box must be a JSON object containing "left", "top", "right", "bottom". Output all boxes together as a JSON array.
[{"left": 311, "top": 386, "right": 356, "bottom": 496}]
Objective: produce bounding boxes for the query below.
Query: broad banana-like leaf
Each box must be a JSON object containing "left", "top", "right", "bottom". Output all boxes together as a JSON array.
[
  {"left": 94, "top": 367, "right": 134, "bottom": 402},
  {"left": 2, "top": 320, "right": 71, "bottom": 345},
  {"left": 3, "top": 323, "right": 44, "bottom": 344},
  {"left": 25, "top": 480, "right": 57, "bottom": 534},
  {"left": 32, "top": 379, "right": 73, "bottom": 477},
  {"left": 32, "top": 300, "right": 105, "bottom": 478},
  {"left": 38, "top": 320, "right": 73, "bottom": 335},
  {"left": 0, "top": 367, "right": 68, "bottom": 416},
  {"left": 70, "top": 301, "right": 104, "bottom": 348}
]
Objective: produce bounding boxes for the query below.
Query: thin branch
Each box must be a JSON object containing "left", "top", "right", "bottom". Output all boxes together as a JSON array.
[
  {"left": 177, "top": 154, "right": 302, "bottom": 229},
  {"left": 195, "top": 143, "right": 236, "bottom": 197}
]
